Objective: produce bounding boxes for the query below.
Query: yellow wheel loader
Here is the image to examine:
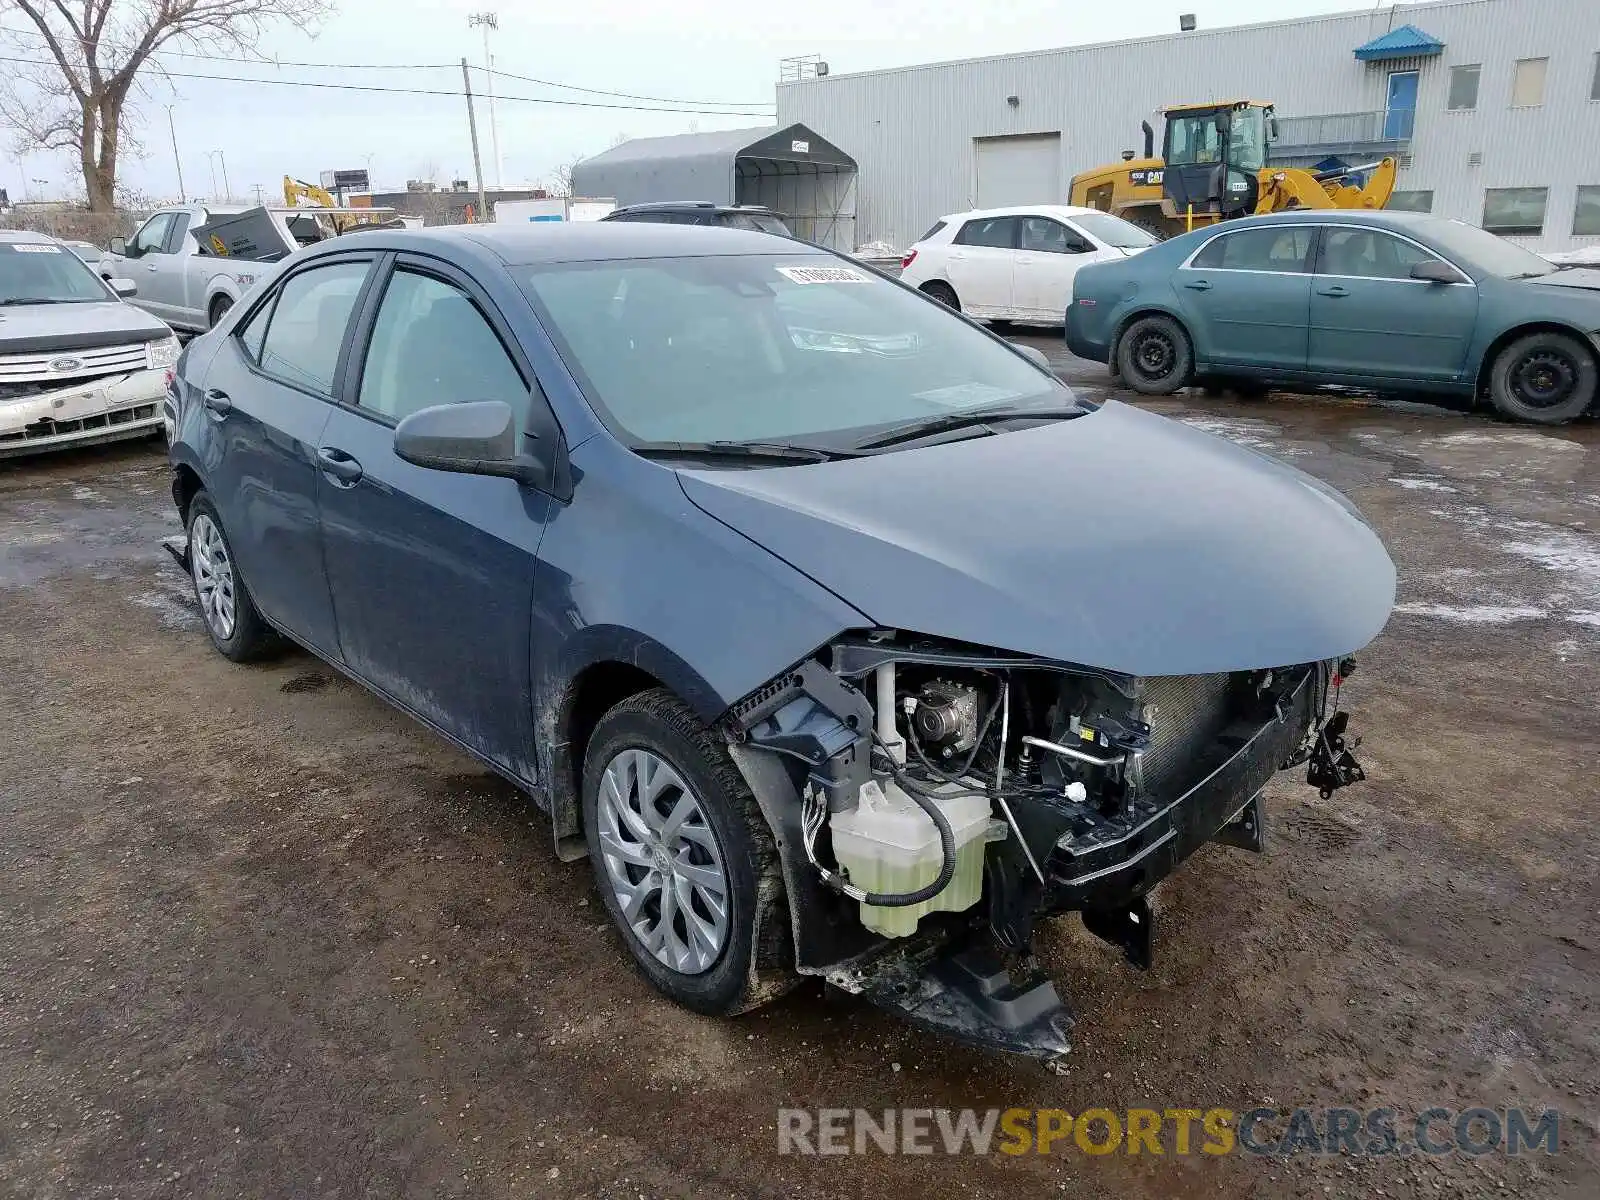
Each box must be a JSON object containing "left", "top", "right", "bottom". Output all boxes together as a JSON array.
[{"left": 1068, "top": 101, "right": 1396, "bottom": 238}]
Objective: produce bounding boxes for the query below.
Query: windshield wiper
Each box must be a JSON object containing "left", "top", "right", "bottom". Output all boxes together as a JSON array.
[
  {"left": 850, "top": 404, "right": 1084, "bottom": 451},
  {"left": 0, "top": 297, "right": 74, "bottom": 306},
  {"left": 631, "top": 439, "right": 858, "bottom": 463}
]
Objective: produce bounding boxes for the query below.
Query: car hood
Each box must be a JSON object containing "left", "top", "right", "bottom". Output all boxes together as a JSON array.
[
  {"left": 677, "top": 401, "right": 1395, "bottom": 677},
  {"left": 0, "top": 300, "right": 170, "bottom": 354},
  {"left": 1527, "top": 267, "right": 1600, "bottom": 294}
]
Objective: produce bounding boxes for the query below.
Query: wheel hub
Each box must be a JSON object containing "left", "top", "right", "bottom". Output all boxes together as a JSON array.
[
  {"left": 1136, "top": 334, "right": 1173, "bottom": 376},
  {"left": 1512, "top": 350, "right": 1577, "bottom": 408}
]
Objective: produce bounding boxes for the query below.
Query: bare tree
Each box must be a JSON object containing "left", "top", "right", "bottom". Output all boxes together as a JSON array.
[
  {"left": 3, "top": 1, "right": 333, "bottom": 212},
  {"left": 550, "top": 153, "right": 585, "bottom": 198}
]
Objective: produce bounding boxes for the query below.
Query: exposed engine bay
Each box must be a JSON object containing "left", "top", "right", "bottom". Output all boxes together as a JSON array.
[{"left": 727, "top": 631, "right": 1366, "bottom": 1068}]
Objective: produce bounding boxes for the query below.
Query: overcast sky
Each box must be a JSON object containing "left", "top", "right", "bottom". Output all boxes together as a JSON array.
[{"left": 4, "top": 0, "right": 1416, "bottom": 204}]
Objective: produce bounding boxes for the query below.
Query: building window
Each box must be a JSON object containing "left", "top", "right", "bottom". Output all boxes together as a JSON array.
[
  {"left": 1510, "top": 57, "right": 1547, "bottom": 107},
  {"left": 1592, "top": 51, "right": 1600, "bottom": 100},
  {"left": 1576, "top": 187, "right": 1600, "bottom": 236},
  {"left": 1482, "top": 187, "right": 1548, "bottom": 235},
  {"left": 1389, "top": 190, "right": 1435, "bottom": 212},
  {"left": 1447, "top": 64, "right": 1481, "bottom": 110}
]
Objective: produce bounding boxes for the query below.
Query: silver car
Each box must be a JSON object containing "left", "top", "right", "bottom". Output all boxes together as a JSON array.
[{"left": 0, "top": 230, "right": 180, "bottom": 457}]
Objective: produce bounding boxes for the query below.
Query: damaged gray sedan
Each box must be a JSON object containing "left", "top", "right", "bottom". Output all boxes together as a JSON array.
[{"left": 164, "top": 223, "right": 1394, "bottom": 1065}]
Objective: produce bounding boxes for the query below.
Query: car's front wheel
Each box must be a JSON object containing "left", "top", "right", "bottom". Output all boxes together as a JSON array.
[
  {"left": 1487, "top": 332, "right": 1597, "bottom": 425},
  {"left": 1117, "top": 314, "right": 1193, "bottom": 395},
  {"left": 582, "top": 688, "right": 790, "bottom": 1015},
  {"left": 186, "top": 493, "right": 280, "bottom": 662}
]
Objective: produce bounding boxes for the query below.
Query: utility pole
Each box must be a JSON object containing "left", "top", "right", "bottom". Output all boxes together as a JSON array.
[
  {"left": 461, "top": 58, "right": 488, "bottom": 221},
  {"left": 468, "top": 12, "right": 502, "bottom": 187},
  {"left": 205, "top": 151, "right": 219, "bottom": 199},
  {"left": 217, "top": 150, "right": 231, "bottom": 201},
  {"left": 253, "top": 182, "right": 264, "bottom": 206},
  {"left": 164, "top": 105, "right": 185, "bottom": 201}
]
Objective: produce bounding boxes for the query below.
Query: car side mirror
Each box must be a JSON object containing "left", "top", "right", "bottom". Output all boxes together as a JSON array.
[
  {"left": 109, "top": 236, "right": 127, "bottom": 256},
  {"left": 108, "top": 277, "right": 137, "bottom": 298},
  {"left": 1410, "top": 259, "right": 1464, "bottom": 285},
  {"left": 1064, "top": 237, "right": 1095, "bottom": 254},
  {"left": 394, "top": 400, "right": 550, "bottom": 488},
  {"left": 1014, "top": 344, "right": 1052, "bottom": 371}
]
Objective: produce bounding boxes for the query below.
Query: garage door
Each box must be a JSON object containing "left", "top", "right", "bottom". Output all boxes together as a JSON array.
[{"left": 974, "top": 133, "right": 1062, "bottom": 209}]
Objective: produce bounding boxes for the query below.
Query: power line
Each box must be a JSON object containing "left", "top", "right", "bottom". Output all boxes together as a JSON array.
[
  {"left": 0, "top": 54, "right": 776, "bottom": 116},
  {"left": 472, "top": 64, "right": 773, "bottom": 109},
  {"left": 0, "top": 22, "right": 775, "bottom": 108}
]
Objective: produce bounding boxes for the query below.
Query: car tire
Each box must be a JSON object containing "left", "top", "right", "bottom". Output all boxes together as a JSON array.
[
  {"left": 208, "top": 295, "right": 234, "bottom": 329},
  {"left": 185, "top": 493, "right": 281, "bottom": 662},
  {"left": 582, "top": 688, "right": 791, "bottom": 1016},
  {"left": 920, "top": 281, "right": 960, "bottom": 311},
  {"left": 1487, "top": 332, "right": 1598, "bottom": 425},
  {"left": 1116, "top": 314, "right": 1193, "bottom": 395}
]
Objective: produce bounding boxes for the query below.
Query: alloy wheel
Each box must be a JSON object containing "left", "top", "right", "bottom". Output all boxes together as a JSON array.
[
  {"left": 190, "top": 513, "right": 237, "bottom": 641},
  {"left": 595, "top": 747, "right": 730, "bottom": 975}
]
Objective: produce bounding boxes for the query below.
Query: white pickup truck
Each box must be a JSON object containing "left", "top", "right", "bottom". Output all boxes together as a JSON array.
[{"left": 100, "top": 204, "right": 398, "bottom": 333}]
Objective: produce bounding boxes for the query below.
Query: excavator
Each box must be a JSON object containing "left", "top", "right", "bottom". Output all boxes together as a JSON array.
[
  {"left": 282, "top": 176, "right": 399, "bottom": 234},
  {"left": 1068, "top": 100, "right": 1396, "bottom": 238}
]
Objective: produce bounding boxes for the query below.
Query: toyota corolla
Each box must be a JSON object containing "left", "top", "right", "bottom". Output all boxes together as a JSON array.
[{"left": 164, "top": 222, "right": 1394, "bottom": 1064}]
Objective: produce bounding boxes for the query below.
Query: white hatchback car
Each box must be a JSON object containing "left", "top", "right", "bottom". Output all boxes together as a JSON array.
[{"left": 898, "top": 204, "right": 1157, "bottom": 326}]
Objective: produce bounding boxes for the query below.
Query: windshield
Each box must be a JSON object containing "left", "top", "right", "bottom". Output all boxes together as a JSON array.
[
  {"left": 518, "top": 255, "right": 1077, "bottom": 448},
  {"left": 1070, "top": 212, "right": 1159, "bottom": 249},
  {"left": 1227, "top": 106, "right": 1269, "bottom": 173},
  {"left": 1168, "top": 107, "right": 1267, "bottom": 173},
  {"left": 0, "top": 242, "right": 110, "bottom": 303},
  {"left": 1418, "top": 217, "right": 1555, "bottom": 279}
]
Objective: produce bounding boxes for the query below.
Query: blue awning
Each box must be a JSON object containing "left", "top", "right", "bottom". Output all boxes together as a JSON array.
[{"left": 1354, "top": 23, "right": 1445, "bottom": 62}]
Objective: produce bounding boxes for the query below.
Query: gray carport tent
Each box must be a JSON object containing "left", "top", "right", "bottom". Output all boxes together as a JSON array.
[{"left": 570, "top": 123, "right": 858, "bottom": 251}]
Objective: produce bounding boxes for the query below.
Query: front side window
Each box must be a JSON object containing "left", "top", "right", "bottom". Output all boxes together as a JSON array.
[
  {"left": 1319, "top": 229, "right": 1436, "bottom": 280},
  {"left": 254, "top": 260, "right": 370, "bottom": 395},
  {"left": 1482, "top": 187, "right": 1548, "bottom": 236},
  {"left": 518, "top": 254, "right": 1075, "bottom": 448},
  {"left": 1418, "top": 217, "right": 1552, "bottom": 278},
  {"left": 358, "top": 270, "right": 527, "bottom": 426},
  {"left": 1225, "top": 106, "right": 1269, "bottom": 173},
  {"left": 1448, "top": 64, "right": 1481, "bottom": 111},
  {"left": 0, "top": 241, "right": 113, "bottom": 304},
  {"left": 955, "top": 217, "right": 1017, "bottom": 249},
  {"left": 1190, "top": 226, "right": 1314, "bottom": 273},
  {"left": 1020, "top": 217, "right": 1072, "bottom": 254},
  {"left": 1574, "top": 186, "right": 1600, "bottom": 237},
  {"left": 1166, "top": 112, "right": 1224, "bottom": 167},
  {"left": 129, "top": 213, "right": 175, "bottom": 257}
]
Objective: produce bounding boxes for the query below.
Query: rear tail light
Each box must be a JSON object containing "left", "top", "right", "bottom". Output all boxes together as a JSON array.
[{"left": 900, "top": 249, "right": 918, "bottom": 270}]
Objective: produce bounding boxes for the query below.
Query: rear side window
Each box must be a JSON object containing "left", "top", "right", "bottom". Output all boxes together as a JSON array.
[
  {"left": 918, "top": 219, "right": 948, "bottom": 242},
  {"left": 1190, "top": 226, "right": 1313, "bottom": 272},
  {"left": 357, "top": 270, "right": 528, "bottom": 427},
  {"left": 255, "top": 261, "right": 370, "bottom": 395},
  {"left": 955, "top": 216, "right": 1017, "bottom": 249},
  {"left": 164, "top": 213, "right": 192, "bottom": 253}
]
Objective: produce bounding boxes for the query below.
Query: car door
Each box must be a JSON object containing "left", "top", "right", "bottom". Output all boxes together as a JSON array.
[
  {"left": 196, "top": 254, "right": 378, "bottom": 656},
  {"left": 1175, "top": 225, "right": 1315, "bottom": 371},
  {"left": 316, "top": 254, "right": 554, "bottom": 780},
  {"left": 117, "top": 212, "right": 178, "bottom": 320},
  {"left": 944, "top": 216, "right": 1019, "bottom": 318},
  {"left": 1013, "top": 215, "right": 1113, "bottom": 321},
  {"left": 1308, "top": 226, "right": 1479, "bottom": 382}
]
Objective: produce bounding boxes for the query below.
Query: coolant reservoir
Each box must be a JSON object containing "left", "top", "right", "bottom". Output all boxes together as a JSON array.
[{"left": 830, "top": 779, "right": 1003, "bottom": 939}]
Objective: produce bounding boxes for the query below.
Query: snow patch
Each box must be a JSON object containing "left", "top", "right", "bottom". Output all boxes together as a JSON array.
[
  {"left": 1393, "top": 602, "right": 1547, "bottom": 624},
  {"left": 1388, "top": 476, "right": 1458, "bottom": 493},
  {"left": 1177, "top": 416, "right": 1278, "bottom": 450}
]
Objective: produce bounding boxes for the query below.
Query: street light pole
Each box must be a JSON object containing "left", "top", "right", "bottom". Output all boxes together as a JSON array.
[
  {"left": 205, "top": 151, "right": 219, "bottom": 199},
  {"left": 460, "top": 57, "right": 488, "bottom": 220},
  {"left": 164, "top": 104, "right": 185, "bottom": 201},
  {"left": 217, "top": 150, "right": 231, "bottom": 201},
  {"left": 468, "top": 12, "right": 502, "bottom": 187}
]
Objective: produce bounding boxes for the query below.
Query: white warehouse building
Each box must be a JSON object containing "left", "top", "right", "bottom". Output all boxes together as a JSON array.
[{"left": 774, "top": 0, "right": 1600, "bottom": 252}]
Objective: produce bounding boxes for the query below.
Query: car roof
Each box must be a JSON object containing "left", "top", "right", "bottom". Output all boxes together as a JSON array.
[
  {"left": 936, "top": 204, "right": 1107, "bottom": 223},
  {"left": 323, "top": 220, "right": 822, "bottom": 265},
  {"left": 1215, "top": 209, "right": 1439, "bottom": 233},
  {"left": 0, "top": 229, "right": 56, "bottom": 245},
  {"left": 611, "top": 201, "right": 779, "bottom": 214}
]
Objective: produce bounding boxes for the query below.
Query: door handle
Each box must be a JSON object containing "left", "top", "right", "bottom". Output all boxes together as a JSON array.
[
  {"left": 202, "top": 387, "right": 232, "bottom": 416},
  {"left": 317, "top": 446, "right": 364, "bottom": 486},
  {"left": 1183, "top": 279, "right": 1211, "bottom": 291},
  {"left": 1318, "top": 285, "right": 1349, "bottom": 298}
]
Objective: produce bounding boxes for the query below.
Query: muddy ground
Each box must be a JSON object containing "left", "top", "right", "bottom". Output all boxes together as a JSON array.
[{"left": 1, "top": 352, "right": 1597, "bottom": 1199}]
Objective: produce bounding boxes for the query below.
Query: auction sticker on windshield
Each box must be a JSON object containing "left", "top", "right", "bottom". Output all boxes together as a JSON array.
[
  {"left": 777, "top": 265, "right": 870, "bottom": 285},
  {"left": 13, "top": 244, "right": 61, "bottom": 253}
]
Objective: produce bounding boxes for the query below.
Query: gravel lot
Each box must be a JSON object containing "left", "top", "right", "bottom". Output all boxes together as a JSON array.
[{"left": 2, "top": 351, "right": 1597, "bottom": 1199}]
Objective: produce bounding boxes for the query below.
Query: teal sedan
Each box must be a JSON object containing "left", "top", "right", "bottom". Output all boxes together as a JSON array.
[{"left": 1065, "top": 211, "right": 1600, "bottom": 424}]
